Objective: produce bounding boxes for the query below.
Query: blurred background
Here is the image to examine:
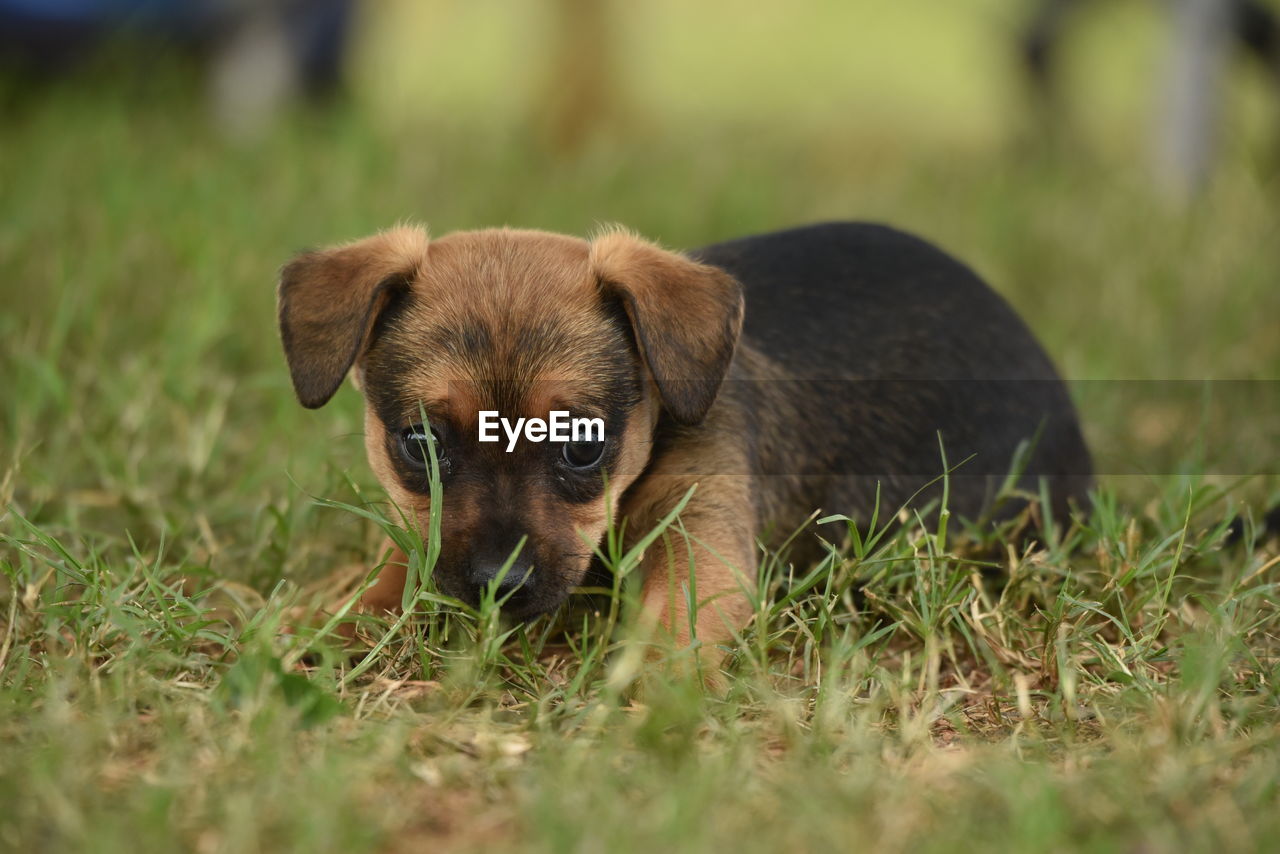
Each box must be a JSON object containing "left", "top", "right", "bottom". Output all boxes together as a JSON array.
[{"left": 2, "top": 0, "right": 1278, "bottom": 576}]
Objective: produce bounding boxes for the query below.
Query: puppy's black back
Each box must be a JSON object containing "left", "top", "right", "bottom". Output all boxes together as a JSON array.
[
  {"left": 692, "top": 222, "right": 1092, "bottom": 528},
  {"left": 695, "top": 222, "right": 1056, "bottom": 380}
]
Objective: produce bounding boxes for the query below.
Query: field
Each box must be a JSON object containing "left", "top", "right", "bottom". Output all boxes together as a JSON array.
[{"left": 3, "top": 2, "right": 1280, "bottom": 851}]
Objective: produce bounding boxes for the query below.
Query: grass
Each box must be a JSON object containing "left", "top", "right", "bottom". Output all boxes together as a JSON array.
[{"left": 3, "top": 5, "right": 1280, "bottom": 849}]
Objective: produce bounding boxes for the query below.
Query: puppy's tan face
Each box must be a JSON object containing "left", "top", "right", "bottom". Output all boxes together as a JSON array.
[
  {"left": 278, "top": 226, "right": 742, "bottom": 618},
  {"left": 359, "top": 232, "right": 655, "bottom": 615}
]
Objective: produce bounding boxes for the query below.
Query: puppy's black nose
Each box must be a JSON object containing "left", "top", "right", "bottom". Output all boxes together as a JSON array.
[{"left": 467, "top": 558, "right": 534, "bottom": 605}]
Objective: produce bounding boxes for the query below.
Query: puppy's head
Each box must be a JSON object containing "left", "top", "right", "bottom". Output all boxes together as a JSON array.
[{"left": 277, "top": 226, "right": 742, "bottom": 617}]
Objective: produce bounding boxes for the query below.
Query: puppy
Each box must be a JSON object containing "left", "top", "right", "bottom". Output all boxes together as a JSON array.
[{"left": 277, "top": 222, "right": 1092, "bottom": 658}]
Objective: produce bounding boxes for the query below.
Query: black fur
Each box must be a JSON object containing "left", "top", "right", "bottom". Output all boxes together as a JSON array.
[{"left": 687, "top": 221, "right": 1093, "bottom": 534}]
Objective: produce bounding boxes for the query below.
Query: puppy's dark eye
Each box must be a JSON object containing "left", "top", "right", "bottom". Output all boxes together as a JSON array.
[
  {"left": 399, "top": 423, "right": 445, "bottom": 469},
  {"left": 561, "top": 439, "right": 605, "bottom": 470}
]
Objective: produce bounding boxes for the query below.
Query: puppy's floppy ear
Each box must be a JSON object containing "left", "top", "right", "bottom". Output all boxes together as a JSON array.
[
  {"left": 277, "top": 226, "right": 429, "bottom": 409},
  {"left": 591, "top": 231, "right": 744, "bottom": 425}
]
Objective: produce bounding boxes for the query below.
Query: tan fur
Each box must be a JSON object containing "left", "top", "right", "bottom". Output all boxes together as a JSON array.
[
  {"left": 590, "top": 231, "right": 744, "bottom": 425},
  {"left": 280, "top": 226, "right": 758, "bottom": 679},
  {"left": 279, "top": 227, "right": 430, "bottom": 408},
  {"left": 621, "top": 402, "right": 758, "bottom": 656}
]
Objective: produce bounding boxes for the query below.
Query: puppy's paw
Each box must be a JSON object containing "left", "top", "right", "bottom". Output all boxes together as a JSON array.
[
  {"left": 280, "top": 562, "right": 382, "bottom": 645},
  {"left": 647, "top": 643, "right": 730, "bottom": 696},
  {"left": 607, "top": 632, "right": 730, "bottom": 701}
]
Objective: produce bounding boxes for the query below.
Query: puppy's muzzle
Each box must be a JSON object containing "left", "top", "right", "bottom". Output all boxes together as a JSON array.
[{"left": 466, "top": 552, "right": 535, "bottom": 610}]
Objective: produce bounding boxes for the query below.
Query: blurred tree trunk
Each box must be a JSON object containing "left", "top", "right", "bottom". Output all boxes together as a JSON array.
[
  {"left": 1156, "top": 0, "right": 1233, "bottom": 199},
  {"left": 536, "top": 0, "right": 621, "bottom": 153}
]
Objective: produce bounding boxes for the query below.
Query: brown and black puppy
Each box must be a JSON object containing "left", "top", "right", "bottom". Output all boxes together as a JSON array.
[{"left": 277, "top": 222, "right": 1092, "bottom": 656}]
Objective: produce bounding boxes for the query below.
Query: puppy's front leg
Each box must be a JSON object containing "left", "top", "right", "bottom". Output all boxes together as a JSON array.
[
  {"left": 358, "top": 540, "right": 410, "bottom": 615},
  {"left": 286, "top": 540, "right": 408, "bottom": 642},
  {"left": 632, "top": 476, "right": 758, "bottom": 662}
]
